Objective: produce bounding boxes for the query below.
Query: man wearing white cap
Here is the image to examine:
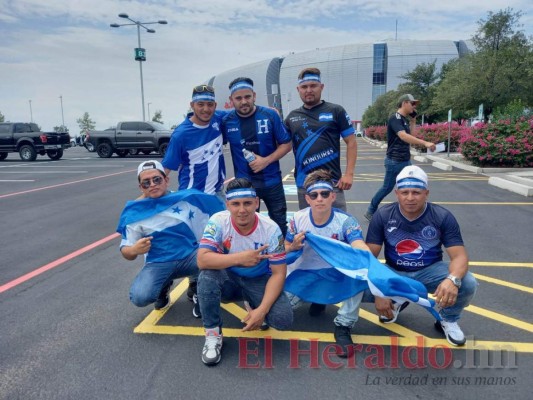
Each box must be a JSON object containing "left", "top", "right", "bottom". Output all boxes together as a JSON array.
[
  {"left": 365, "top": 94, "right": 436, "bottom": 221},
  {"left": 117, "top": 160, "right": 224, "bottom": 317},
  {"left": 365, "top": 165, "right": 477, "bottom": 346}
]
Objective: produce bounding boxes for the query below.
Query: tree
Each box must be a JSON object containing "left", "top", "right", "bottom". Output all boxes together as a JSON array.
[
  {"left": 76, "top": 112, "right": 96, "bottom": 134},
  {"left": 152, "top": 110, "right": 163, "bottom": 124},
  {"left": 362, "top": 90, "right": 400, "bottom": 127},
  {"left": 432, "top": 8, "right": 533, "bottom": 121},
  {"left": 53, "top": 125, "right": 69, "bottom": 133},
  {"left": 0, "top": 110, "right": 4, "bottom": 122}
]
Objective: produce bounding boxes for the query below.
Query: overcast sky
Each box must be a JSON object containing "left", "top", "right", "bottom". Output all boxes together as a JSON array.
[{"left": 1, "top": 0, "right": 532, "bottom": 133}]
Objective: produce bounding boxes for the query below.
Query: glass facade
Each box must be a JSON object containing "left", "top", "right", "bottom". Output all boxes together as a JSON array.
[{"left": 372, "top": 43, "right": 387, "bottom": 103}]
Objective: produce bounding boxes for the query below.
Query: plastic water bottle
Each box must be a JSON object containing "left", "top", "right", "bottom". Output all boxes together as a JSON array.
[{"left": 242, "top": 148, "right": 256, "bottom": 162}]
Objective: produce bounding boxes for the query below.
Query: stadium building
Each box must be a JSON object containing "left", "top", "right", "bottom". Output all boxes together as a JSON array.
[{"left": 207, "top": 39, "right": 472, "bottom": 127}]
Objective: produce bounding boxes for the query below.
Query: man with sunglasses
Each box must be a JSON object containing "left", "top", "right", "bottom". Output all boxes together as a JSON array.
[
  {"left": 284, "top": 67, "right": 357, "bottom": 211},
  {"left": 197, "top": 178, "right": 293, "bottom": 366},
  {"left": 222, "top": 77, "right": 292, "bottom": 236},
  {"left": 117, "top": 161, "right": 224, "bottom": 317},
  {"left": 284, "top": 169, "right": 372, "bottom": 357},
  {"left": 364, "top": 94, "right": 436, "bottom": 222},
  {"left": 162, "top": 84, "right": 227, "bottom": 305}
]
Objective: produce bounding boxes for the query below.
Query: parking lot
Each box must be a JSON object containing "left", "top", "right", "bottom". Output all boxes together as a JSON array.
[{"left": 0, "top": 141, "right": 531, "bottom": 400}]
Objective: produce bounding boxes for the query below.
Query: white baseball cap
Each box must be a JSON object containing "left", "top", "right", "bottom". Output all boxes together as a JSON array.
[
  {"left": 396, "top": 165, "right": 428, "bottom": 189},
  {"left": 137, "top": 160, "right": 165, "bottom": 177}
]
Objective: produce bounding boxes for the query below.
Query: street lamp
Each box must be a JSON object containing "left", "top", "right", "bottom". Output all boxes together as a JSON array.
[
  {"left": 110, "top": 13, "right": 167, "bottom": 121},
  {"left": 59, "top": 95, "right": 65, "bottom": 130},
  {"left": 147, "top": 102, "right": 152, "bottom": 121},
  {"left": 29, "top": 100, "right": 33, "bottom": 123}
]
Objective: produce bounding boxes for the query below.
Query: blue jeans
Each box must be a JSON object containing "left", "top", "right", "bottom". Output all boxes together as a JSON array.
[
  {"left": 129, "top": 250, "right": 198, "bottom": 307},
  {"left": 255, "top": 181, "right": 288, "bottom": 237},
  {"left": 367, "top": 157, "right": 411, "bottom": 215},
  {"left": 335, "top": 261, "right": 478, "bottom": 327},
  {"left": 198, "top": 269, "right": 293, "bottom": 330},
  {"left": 298, "top": 187, "right": 347, "bottom": 212}
]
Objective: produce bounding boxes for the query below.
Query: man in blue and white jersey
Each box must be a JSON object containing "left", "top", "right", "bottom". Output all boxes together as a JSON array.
[
  {"left": 284, "top": 169, "right": 372, "bottom": 357},
  {"left": 366, "top": 165, "right": 477, "bottom": 346},
  {"left": 162, "top": 84, "right": 226, "bottom": 199},
  {"left": 284, "top": 67, "right": 357, "bottom": 211},
  {"left": 222, "top": 77, "right": 292, "bottom": 236}
]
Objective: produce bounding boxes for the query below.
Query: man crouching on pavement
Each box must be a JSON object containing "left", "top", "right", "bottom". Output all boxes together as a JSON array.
[{"left": 196, "top": 178, "right": 293, "bottom": 366}]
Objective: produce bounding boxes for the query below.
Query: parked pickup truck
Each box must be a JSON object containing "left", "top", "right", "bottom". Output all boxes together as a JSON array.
[
  {"left": 86, "top": 121, "right": 172, "bottom": 158},
  {"left": 0, "top": 122, "right": 71, "bottom": 161}
]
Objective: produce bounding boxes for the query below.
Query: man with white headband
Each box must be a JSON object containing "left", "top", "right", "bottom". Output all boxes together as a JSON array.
[
  {"left": 196, "top": 178, "right": 293, "bottom": 366},
  {"left": 284, "top": 169, "right": 372, "bottom": 357},
  {"left": 222, "top": 77, "right": 292, "bottom": 236},
  {"left": 366, "top": 165, "right": 477, "bottom": 346},
  {"left": 162, "top": 84, "right": 227, "bottom": 306},
  {"left": 284, "top": 67, "right": 358, "bottom": 211}
]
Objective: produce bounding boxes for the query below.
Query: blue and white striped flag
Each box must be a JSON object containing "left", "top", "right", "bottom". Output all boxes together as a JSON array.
[
  {"left": 285, "top": 232, "right": 439, "bottom": 320},
  {"left": 116, "top": 190, "right": 224, "bottom": 263}
]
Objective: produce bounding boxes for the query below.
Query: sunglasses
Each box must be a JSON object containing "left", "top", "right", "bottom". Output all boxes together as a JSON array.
[
  {"left": 140, "top": 176, "right": 164, "bottom": 189},
  {"left": 410, "top": 101, "right": 418, "bottom": 106},
  {"left": 193, "top": 84, "right": 215, "bottom": 94},
  {"left": 307, "top": 190, "right": 332, "bottom": 200}
]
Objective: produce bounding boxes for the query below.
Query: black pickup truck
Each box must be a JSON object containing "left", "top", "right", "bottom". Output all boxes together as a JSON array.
[
  {"left": 0, "top": 122, "right": 71, "bottom": 161},
  {"left": 86, "top": 121, "right": 172, "bottom": 158}
]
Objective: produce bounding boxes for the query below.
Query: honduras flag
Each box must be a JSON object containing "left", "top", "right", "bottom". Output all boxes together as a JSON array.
[
  {"left": 116, "top": 190, "right": 224, "bottom": 263},
  {"left": 285, "top": 232, "right": 439, "bottom": 320}
]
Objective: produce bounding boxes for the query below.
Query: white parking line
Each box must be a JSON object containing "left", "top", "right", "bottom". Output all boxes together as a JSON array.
[
  {"left": 0, "top": 180, "right": 35, "bottom": 182},
  {"left": 0, "top": 171, "right": 88, "bottom": 174}
]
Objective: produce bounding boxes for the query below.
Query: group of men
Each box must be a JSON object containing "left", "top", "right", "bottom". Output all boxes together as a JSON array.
[{"left": 117, "top": 67, "right": 477, "bottom": 366}]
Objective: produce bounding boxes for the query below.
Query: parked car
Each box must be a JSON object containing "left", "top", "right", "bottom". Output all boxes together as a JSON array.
[
  {"left": 0, "top": 122, "right": 71, "bottom": 161},
  {"left": 86, "top": 121, "right": 171, "bottom": 158}
]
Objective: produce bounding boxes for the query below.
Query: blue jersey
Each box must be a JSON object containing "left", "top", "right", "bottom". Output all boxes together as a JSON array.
[
  {"left": 162, "top": 111, "right": 226, "bottom": 194},
  {"left": 366, "top": 202, "right": 464, "bottom": 271},
  {"left": 222, "top": 106, "right": 290, "bottom": 189}
]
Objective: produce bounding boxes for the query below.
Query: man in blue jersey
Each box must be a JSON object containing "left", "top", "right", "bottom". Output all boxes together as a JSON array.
[
  {"left": 366, "top": 165, "right": 477, "bottom": 346},
  {"left": 196, "top": 178, "right": 293, "bottom": 366},
  {"left": 162, "top": 84, "right": 227, "bottom": 310},
  {"left": 284, "top": 169, "right": 373, "bottom": 357},
  {"left": 162, "top": 84, "right": 226, "bottom": 198},
  {"left": 222, "top": 77, "right": 292, "bottom": 236},
  {"left": 284, "top": 67, "right": 357, "bottom": 212},
  {"left": 364, "top": 94, "right": 436, "bottom": 221}
]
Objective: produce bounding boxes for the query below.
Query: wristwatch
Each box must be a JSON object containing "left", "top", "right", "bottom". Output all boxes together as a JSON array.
[{"left": 446, "top": 274, "right": 462, "bottom": 288}]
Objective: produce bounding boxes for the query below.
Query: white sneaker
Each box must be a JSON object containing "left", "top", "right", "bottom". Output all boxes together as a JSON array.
[
  {"left": 379, "top": 301, "right": 409, "bottom": 324},
  {"left": 436, "top": 320, "right": 466, "bottom": 346},
  {"left": 202, "top": 327, "right": 223, "bottom": 365}
]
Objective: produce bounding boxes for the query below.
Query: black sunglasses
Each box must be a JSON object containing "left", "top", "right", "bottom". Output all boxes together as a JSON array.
[
  {"left": 140, "top": 176, "right": 164, "bottom": 189},
  {"left": 193, "top": 84, "right": 215, "bottom": 94},
  {"left": 307, "top": 190, "right": 332, "bottom": 200}
]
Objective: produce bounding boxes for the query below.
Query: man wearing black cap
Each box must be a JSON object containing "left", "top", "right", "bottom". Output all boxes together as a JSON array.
[{"left": 364, "top": 94, "right": 436, "bottom": 221}]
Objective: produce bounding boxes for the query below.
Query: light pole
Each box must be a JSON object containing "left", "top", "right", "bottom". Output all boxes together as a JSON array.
[
  {"left": 59, "top": 95, "right": 65, "bottom": 130},
  {"left": 147, "top": 102, "right": 152, "bottom": 121},
  {"left": 110, "top": 13, "right": 167, "bottom": 121},
  {"left": 29, "top": 100, "right": 33, "bottom": 122}
]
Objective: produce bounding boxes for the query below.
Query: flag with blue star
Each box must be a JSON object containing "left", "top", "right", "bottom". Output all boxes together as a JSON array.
[{"left": 117, "top": 189, "right": 225, "bottom": 263}]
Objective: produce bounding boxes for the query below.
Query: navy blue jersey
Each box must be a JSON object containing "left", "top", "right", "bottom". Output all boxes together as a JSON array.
[
  {"left": 386, "top": 112, "right": 411, "bottom": 161},
  {"left": 366, "top": 202, "right": 464, "bottom": 271},
  {"left": 284, "top": 101, "right": 354, "bottom": 188},
  {"left": 162, "top": 111, "right": 226, "bottom": 194},
  {"left": 222, "top": 106, "right": 290, "bottom": 189}
]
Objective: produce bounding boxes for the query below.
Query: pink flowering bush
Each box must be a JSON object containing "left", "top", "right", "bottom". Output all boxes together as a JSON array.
[
  {"left": 365, "top": 125, "right": 387, "bottom": 141},
  {"left": 412, "top": 123, "right": 463, "bottom": 153},
  {"left": 459, "top": 118, "right": 533, "bottom": 167}
]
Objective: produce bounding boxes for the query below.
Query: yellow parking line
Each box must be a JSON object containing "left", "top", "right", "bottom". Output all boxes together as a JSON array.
[
  {"left": 472, "top": 273, "right": 533, "bottom": 293},
  {"left": 464, "top": 304, "right": 533, "bottom": 333},
  {"left": 470, "top": 261, "right": 533, "bottom": 268}
]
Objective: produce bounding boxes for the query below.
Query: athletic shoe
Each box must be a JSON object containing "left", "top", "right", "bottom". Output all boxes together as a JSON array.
[
  {"left": 364, "top": 211, "right": 373, "bottom": 222},
  {"left": 187, "top": 281, "right": 197, "bottom": 302},
  {"left": 192, "top": 294, "right": 201, "bottom": 318},
  {"left": 154, "top": 281, "right": 172, "bottom": 310},
  {"left": 260, "top": 322, "right": 269, "bottom": 331},
  {"left": 334, "top": 325, "right": 354, "bottom": 358},
  {"left": 379, "top": 301, "right": 409, "bottom": 324},
  {"left": 202, "top": 327, "right": 223, "bottom": 366},
  {"left": 435, "top": 320, "right": 466, "bottom": 346},
  {"left": 309, "top": 303, "right": 326, "bottom": 316}
]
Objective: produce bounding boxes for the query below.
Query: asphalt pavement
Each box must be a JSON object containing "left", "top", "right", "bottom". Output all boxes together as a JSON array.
[{"left": 0, "top": 143, "right": 531, "bottom": 400}]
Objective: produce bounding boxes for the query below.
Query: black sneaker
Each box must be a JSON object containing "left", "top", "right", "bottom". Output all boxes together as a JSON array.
[
  {"left": 192, "top": 294, "right": 201, "bottom": 318},
  {"left": 379, "top": 301, "right": 409, "bottom": 324},
  {"left": 309, "top": 303, "right": 326, "bottom": 316},
  {"left": 334, "top": 325, "right": 354, "bottom": 358},
  {"left": 154, "top": 281, "right": 172, "bottom": 310},
  {"left": 187, "top": 281, "right": 197, "bottom": 302}
]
